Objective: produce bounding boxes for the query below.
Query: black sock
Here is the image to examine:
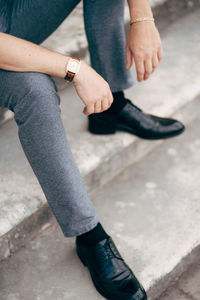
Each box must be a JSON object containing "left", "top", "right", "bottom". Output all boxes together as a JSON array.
[
  {"left": 77, "top": 222, "right": 110, "bottom": 246},
  {"left": 105, "top": 91, "right": 127, "bottom": 114}
]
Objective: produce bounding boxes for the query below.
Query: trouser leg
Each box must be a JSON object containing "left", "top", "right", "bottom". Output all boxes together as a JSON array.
[
  {"left": 0, "top": 0, "right": 99, "bottom": 236},
  {"left": 9, "top": 0, "right": 81, "bottom": 44},
  {"left": 0, "top": 70, "right": 99, "bottom": 237},
  {"left": 83, "top": 0, "right": 134, "bottom": 92}
]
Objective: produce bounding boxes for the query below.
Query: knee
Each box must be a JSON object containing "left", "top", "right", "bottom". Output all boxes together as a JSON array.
[
  {"left": 17, "top": 72, "right": 58, "bottom": 105},
  {"left": 0, "top": 71, "right": 60, "bottom": 125},
  {"left": 18, "top": 73, "right": 61, "bottom": 126},
  {"left": 0, "top": 70, "right": 60, "bottom": 110}
]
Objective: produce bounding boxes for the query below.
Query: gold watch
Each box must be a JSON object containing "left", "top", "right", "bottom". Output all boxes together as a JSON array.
[{"left": 64, "top": 57, "right": 81, "bottom": 82}]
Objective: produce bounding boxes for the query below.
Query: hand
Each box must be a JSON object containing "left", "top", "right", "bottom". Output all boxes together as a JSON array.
[
  {"left": 73, "top": 60, "right": 113, "bottom": 115},
  {"left": 126, "top": 21, "right": 163, "bottom": 82}
]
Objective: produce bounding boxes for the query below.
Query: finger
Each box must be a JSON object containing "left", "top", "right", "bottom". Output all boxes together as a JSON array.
[
  {"left": 107, "top": 90, "right": 114, "bottom": 106},
  {"left": 157, "top": 45, "right": 163, "bottom": 61},
  {"left": 144, "top": 59, "right": 153, "bottom": 80},
  {"left": 135, "top": 59, "right": 145, "bottom": 82},
  {"left": 83, "top": 104, "right": 95, "bottom": 115},
  {"left": 101, "top": 98, "right": 109, "bottom": 112},
  {"left": 152, "top": 53, "right": 159, "bottom": 72},
  {"left": 94, "top": 100, "right": 102, "bottom": 113},
  {"left": 126, "top": 46, "right": 133, "bottom": 70}
]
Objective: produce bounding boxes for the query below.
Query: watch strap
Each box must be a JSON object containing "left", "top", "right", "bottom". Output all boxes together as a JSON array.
[{"left": 64, "top": 71, "right": 74, "bottom": 82}]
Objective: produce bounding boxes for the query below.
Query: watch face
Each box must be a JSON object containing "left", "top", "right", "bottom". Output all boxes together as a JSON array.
[{"left": 68, "top": 60, "right": 79, "bottom": 73}]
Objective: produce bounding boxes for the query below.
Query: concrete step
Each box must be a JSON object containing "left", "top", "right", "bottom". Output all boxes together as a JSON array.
[
  {"left": 1, "top": 98, "right": 200, "bottom": 300},
  {"left": 0, "top": 8, "right": 200, "bottom": 262}
]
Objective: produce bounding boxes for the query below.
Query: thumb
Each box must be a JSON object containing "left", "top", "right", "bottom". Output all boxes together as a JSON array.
[{"left": 126, "top": 46, "right": 133, "bottom": 70}]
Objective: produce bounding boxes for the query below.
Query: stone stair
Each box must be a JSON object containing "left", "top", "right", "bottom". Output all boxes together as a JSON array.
[
  {"left": 1, "top": 4, "right": 200, "bottom": 262},
  {"left": 1, "top": 5, "right": 200, "bottom": 300},
  {"left": 0, "top": 92, "right": 200, "bottom": 300}
]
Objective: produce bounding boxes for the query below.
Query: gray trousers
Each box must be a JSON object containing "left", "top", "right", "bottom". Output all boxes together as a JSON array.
[{"left": 0, "top": 0, "right": 133, "bottom": 237}]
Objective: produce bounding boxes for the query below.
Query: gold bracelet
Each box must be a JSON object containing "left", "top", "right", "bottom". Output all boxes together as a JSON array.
[{"left": 130, "top": 17, "right": 155, "bottom": 25}]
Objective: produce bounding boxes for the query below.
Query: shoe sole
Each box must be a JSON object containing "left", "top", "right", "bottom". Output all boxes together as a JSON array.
[
  {"left": 76, "top": 245, "right": 147, "bottom": 300},
  {"left": 89, "top": 124, "right": 185, "bottom": 140}
]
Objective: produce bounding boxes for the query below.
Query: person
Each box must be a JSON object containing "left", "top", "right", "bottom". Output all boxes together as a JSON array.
[{"left": 0, "top": 1, "right": 184, "bottom": 299}]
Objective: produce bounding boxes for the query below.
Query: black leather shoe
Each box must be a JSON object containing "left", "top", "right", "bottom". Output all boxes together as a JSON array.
[
  {"left": 76, "top": 236, "right": 147, "bottom": 300},
  {"left": 88, "top": 99, "right": 185, "bottom": 140}
]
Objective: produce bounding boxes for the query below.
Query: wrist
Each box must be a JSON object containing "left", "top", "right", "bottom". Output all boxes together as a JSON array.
[
  {"left": 72, "top": 59, "right": 84, "bottom": 85},
  {"left": 64, "top": 56, "right": 81, "bottom": 83},
  {"left": 130, "top": 17, "right": 154, "bottom": 26},
  {"left": 130, "top": 10, "right": 153, "bottom": 20},
  {"left": 128, "top": 0, "right": 153, "bottom": 19}
]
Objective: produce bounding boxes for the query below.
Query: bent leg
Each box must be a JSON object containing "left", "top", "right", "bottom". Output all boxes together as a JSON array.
[
  {"left": 0, "top": 70, "right": 99, "bottom": 237},
  {"left": 9, "top": 0, "right": 80, "bottom": 44},
  {"left": 83, "top": 0, "right": 134, "bottom": 92}
]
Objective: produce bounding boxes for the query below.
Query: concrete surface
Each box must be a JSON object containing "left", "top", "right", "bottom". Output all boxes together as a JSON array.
[
  {"left": 160, "top": 261, "right": 200, "bottom": 300},
  {"left": 1, "top": 99, "right": 200, "bottom": 300},
  {"left": 0, "top": 8, "right": 200, "bottom": 262}
]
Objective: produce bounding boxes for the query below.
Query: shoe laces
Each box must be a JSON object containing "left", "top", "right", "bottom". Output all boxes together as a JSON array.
[
  {"left": 126, "top": 99, "right": 142, "bottom": 112},
  {"left": 104, "top": 238, "right": 124, "bottom": 261}
]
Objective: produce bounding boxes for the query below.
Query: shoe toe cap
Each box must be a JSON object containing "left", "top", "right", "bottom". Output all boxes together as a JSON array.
[
  {"left": 128, "top": 289, "right": 147, "bottom": 300},
  {"left": 124, "top": 280, "right": 147, "bottom": 300},
  {"left": 157, "top": 119, "right": 185, "bottom": 136},
  {"left": 168, "top": 120, "right": 185, "bottom": 134}
]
